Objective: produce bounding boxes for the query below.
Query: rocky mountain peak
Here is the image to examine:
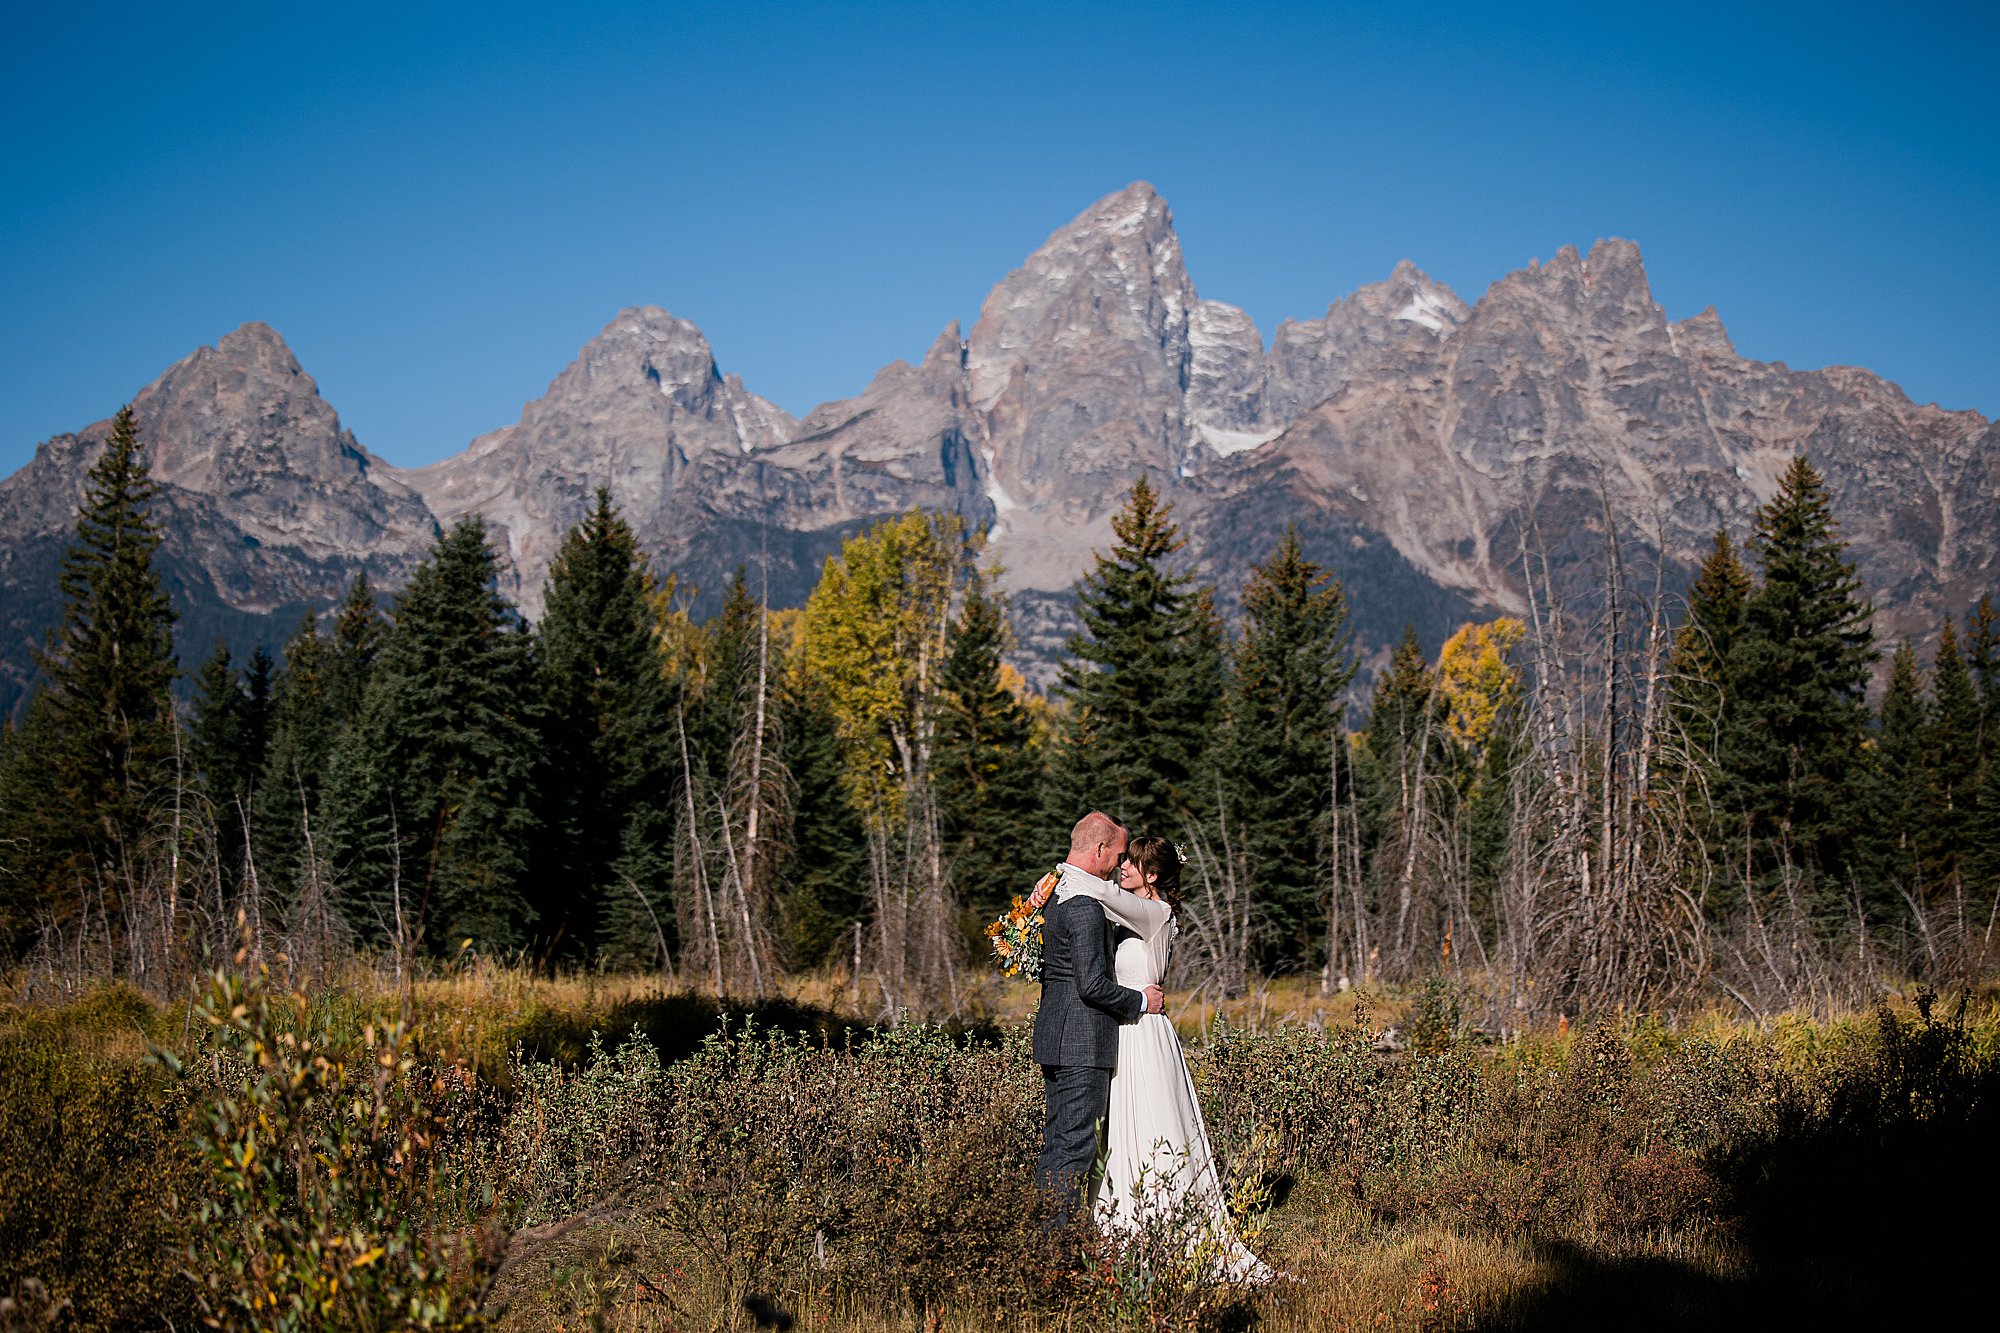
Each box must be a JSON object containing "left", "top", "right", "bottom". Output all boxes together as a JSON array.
[
  {"left": 967, "top": 182, "right": 1193, "bottom": 409},
  {"left": 213, "top": 319, "right": 293, "bottom": 357},
  {"left": 135, "top": 323, "right": 339, "bottom": 488},
  {"left": 398, "top": 305, "right": 800, "bottom": 614},
  {"left": 1489, "top": 238, "right": 1660, "bottom": 330},
  {"left": 1262, "top": 262, "right": 1469, "bottom": 427},
  {"left": 964, "top": 183, "right": 1209, "bottom": 587},
  {"left": 1673, "top": 307, "right": 1738, "bottom": 360},
  {"left": 921, "top": 321, "right": 964, "bottom": 370},
  {"left": 0, "top": 319, "right": 436, "bottom": 697},
  {"left": 556, "top": 306, "right": 726, "bottom": 408}
]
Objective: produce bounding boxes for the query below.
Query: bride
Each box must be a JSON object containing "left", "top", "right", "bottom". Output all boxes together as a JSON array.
[{"left": 1032, "top": 836, "right": 1271, "bottom": 1283}]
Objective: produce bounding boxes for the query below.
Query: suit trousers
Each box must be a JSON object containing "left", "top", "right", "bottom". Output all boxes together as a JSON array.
[{"left": 1036, "top": 1063, "right": 1113, "bottom": 1228}]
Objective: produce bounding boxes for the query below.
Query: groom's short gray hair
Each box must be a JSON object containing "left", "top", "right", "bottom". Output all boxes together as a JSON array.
[{"left": 1069, "top": 810, "right": 1125, "bottom": 857}]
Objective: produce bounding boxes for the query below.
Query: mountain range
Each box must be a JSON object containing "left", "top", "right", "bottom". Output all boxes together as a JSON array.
[{"left": 3, "top": 182, "right": 1993, "bottom": 712}]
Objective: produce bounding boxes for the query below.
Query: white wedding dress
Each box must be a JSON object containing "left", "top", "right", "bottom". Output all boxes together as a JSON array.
[{"left": 1063, "top": 880, "right": 1272, "bottom": 1284}]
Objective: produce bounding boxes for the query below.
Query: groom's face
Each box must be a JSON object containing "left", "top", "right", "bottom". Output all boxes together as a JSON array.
[{"left": 1094, "top": 830, "right": 1130, "bottom": 878}]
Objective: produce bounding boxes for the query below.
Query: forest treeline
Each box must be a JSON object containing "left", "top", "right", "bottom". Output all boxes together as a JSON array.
[{"left": 2, "top": 406, "right": 1996, "bottom": 1016}]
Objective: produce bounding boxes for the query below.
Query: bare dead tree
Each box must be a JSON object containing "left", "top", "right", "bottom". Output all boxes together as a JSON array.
[
  {"left": 1498, "top": 497, "right": 1709, "bottom": 1014},
  {"left": 1178, "top": 794, "right": 1256, "bottom": 1001}
]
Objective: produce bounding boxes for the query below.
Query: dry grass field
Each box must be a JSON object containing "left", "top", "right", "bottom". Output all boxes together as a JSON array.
[{"left": 4, "top": 963, "right": 1997, "bottom": 1331}]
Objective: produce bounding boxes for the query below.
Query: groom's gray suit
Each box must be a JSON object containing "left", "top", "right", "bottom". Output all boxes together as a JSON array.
[{"left": 1033, "top": 869, "right": 1146, "bottom": 1225}]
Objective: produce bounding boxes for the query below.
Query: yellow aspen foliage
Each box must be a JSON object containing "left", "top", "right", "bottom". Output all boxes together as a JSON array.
[
  {"left": 648, "top": 571, "right": 706, "bottom": 688},
  {"left": 1436, "top": 617, "right": 1526, "bottom": 749},
  {"left": 801, "top": 511, "right": 968, "bottom": 820},
  {"left": 999, "top": 662, "right": 1059, "bottom": 748}
]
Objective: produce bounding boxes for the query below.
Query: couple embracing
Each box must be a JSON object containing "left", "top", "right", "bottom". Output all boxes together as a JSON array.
[{"left": 1030, "top": 811, "right": 1271, "bottom": 1283}]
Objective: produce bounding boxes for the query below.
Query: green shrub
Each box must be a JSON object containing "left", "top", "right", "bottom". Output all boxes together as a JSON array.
[
  {"left": 162, "top": 962, "right": 503, "bottom": 1331},
  {"left": 0, "top": 1032, "right": 195, "bottom": 1330}
]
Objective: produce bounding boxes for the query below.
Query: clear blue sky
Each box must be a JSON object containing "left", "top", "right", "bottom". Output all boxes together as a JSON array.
[{"left": 3, "top": 1, "right": 1994, "bottom": 475}]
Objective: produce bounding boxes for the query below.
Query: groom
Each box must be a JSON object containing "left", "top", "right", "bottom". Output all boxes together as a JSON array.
[{"left": 1033, "top": 810, "right": 1164, "bottom": 1227}]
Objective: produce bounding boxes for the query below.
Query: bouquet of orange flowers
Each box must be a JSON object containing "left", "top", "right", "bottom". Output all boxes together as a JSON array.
[{"left": 985, "top": 869, "right": 1061, "bottom": 982}]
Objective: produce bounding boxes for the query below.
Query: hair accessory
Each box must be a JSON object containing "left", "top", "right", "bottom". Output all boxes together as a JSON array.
[{"left": 1173, "top": 842, "right": 1188, "bottom": 864}]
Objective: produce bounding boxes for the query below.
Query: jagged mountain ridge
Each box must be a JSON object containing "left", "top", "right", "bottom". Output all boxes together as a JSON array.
[
  {"left": 0, "top": 325, "right": 441, "bottom": 711},
  {"left": 2, "top": 183, "right": 1991, "bottom": 713}
]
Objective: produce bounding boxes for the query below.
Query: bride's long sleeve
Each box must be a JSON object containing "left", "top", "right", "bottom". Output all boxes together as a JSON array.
[{"left": 1063, "top": 880, "right": 1173, "bottom": 941}]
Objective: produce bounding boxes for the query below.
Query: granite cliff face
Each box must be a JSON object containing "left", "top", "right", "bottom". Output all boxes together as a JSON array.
[
  {"left": 0, "top": 324, "right": 437, "bottom": 709},
  {"left": 1188, "top": 239, "right": 1995, "bottom": 658},
  {"left": 398, "top": 306, "right": 988, "bottom": 618},
  {"left": 3, "top": 184, "right": 1992, "bottom": 708},
  {"left": 966, "top": 183, "right": 1272, "bottom": 589}
]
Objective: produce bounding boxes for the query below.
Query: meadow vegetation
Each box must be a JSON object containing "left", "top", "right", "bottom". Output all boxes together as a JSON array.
[{"left": 4, "top": 960, "right": 1995, "bottom": 1330}]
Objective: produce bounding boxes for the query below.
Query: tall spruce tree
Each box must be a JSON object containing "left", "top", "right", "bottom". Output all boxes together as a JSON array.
[
  {"left": 189, "top": 642, "right": 272, "bottom": 892},
  {"left": 1663, "top": 531, "right": 1757, "bottom": 903},
  {"left": 1357, "top": 626, "right": 1449, "bottom": 873},
  {"left": 253, "top": 614, "right": 338, "bottom": 913},
  {"left": 1720, "top": 457, "right": 1877, "bottom": 914},
  {"left": 322, "top": 518, "right": 541, "bottom": 955},
  {"left": 1972, "top": 738, "right": 2000, "bottom": 923},
  {"left": 1964, "top": 596, "right": 1999, "bottom": 919},
  {"left": 1053, "top": 477, "right": 1226, "bottom": 839},
  {"left": 1928, "top": 618, "right": 1981, "bottom": 898},
  {"left": 1867, "top": 640, "right": 1931, "bottom": 915},
  {"left": 535, "top": 489, "right": 676, "bottom": 967},
  {"left": 1668, "top": 530, "right": 1753, "bottom": 755},
  {"left": 0, "top": 406, "right": 178, "bottom": 948},
  {"left": 693, "top": 569, "right": 762, "bottom": 780},
  {"left": 1967, "top": 595, "right": 1998, "bottom": 735},
  {"left": 190, "top": 643, "right": 246, "bottom": 797},
  {"left": 328, "top": 572, "right": 387, "bottom": 725},
  {"left": 1222, "top": 527, "right": 1355, "bottom": 963},
  {"left": 778, "top": 669, "right": 871, "bottom": 965},
  {"left": 932, "top": 565, "right": 1045, "bottom": 919}
]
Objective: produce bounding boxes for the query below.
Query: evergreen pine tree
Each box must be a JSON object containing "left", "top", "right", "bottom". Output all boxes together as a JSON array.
[
  {"left": 1463, "top": 697, "right": 1521, "bottom": 927},
  {"left": 323, "top": 518, "right": 541, "bottom": 955},
  {"left": 535, "top": 489, "right": 677, "bottom": 967},
  {"left": 932, "top": 565, "right": 1045, "bottom": 919},
  {"left": 1357, "top": 626, "right": 1448, "bottom": 866},
  {"left": 190, "top": 642, "right": 246, "bottom": 795},
  {"left": 0, "top": 406, "right": 178, "bottom": 948},
  {"left": 328, "top": 572, "right": 386, "bottom": 727},
  {"left": 1967, "top": 595, "right": 1998, "bottom": 722},
  {"left": 1222, "top": 527, "right": 1356, "bottom": 963},
  {"left": 1720, "top": 457, "right": 1877, "bottom": 914},
  {"left": 1963, "top": 596, "right": 1999, "bottom": 922},
  {"left": 1668, "top": 529, "right": 1753, "bottom": 756},
  {"left": 1866, "top": 639, "right": 1931, "bottom": 916},
  {"left": 1053, "top": 477, "right": 1226, "bottom": 838},
  {"left": 252, "top": 614, "right": 338, "bottom": 912},
  {"left": 1971, "top": 742, "right": 2000, "bottom": 925},
  {"left": 777, "top": 669, "right": 872, "bottom": 965},
  {"left": 693, "top": 569, "right": 762, "bottom": 779},
  {"left": 1660, "top": 530, "right": 1758, "bottom": 907},
  {"left": 1928, "top": 618, "right": 1981, "bottom": 897},
  {"left": 190, "top": 642, "right": 252, "bottom": 889}
]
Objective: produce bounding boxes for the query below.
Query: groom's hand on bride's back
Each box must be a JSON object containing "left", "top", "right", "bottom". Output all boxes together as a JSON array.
[{"left": 1144, "top": 985, "right": 1164, "bottom": 1014}]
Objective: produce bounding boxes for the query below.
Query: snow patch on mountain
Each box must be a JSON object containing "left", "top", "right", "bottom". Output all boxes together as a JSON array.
[
  {"left": 1198, "top": 423, "right": 1282, "bottom": 456},
  {"left": 1395, "top": 288, "right": 1456, "bottom": 334}
]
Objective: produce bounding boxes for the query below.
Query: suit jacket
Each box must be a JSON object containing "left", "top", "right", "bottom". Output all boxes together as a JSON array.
[{"left": 1032, "top": 875, "right": 1145, "bottom": 1069}]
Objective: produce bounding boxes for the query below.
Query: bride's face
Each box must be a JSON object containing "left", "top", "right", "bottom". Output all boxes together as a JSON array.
[{"left": 1118, "top": 860, "right": 1157, "bottom": 899}]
